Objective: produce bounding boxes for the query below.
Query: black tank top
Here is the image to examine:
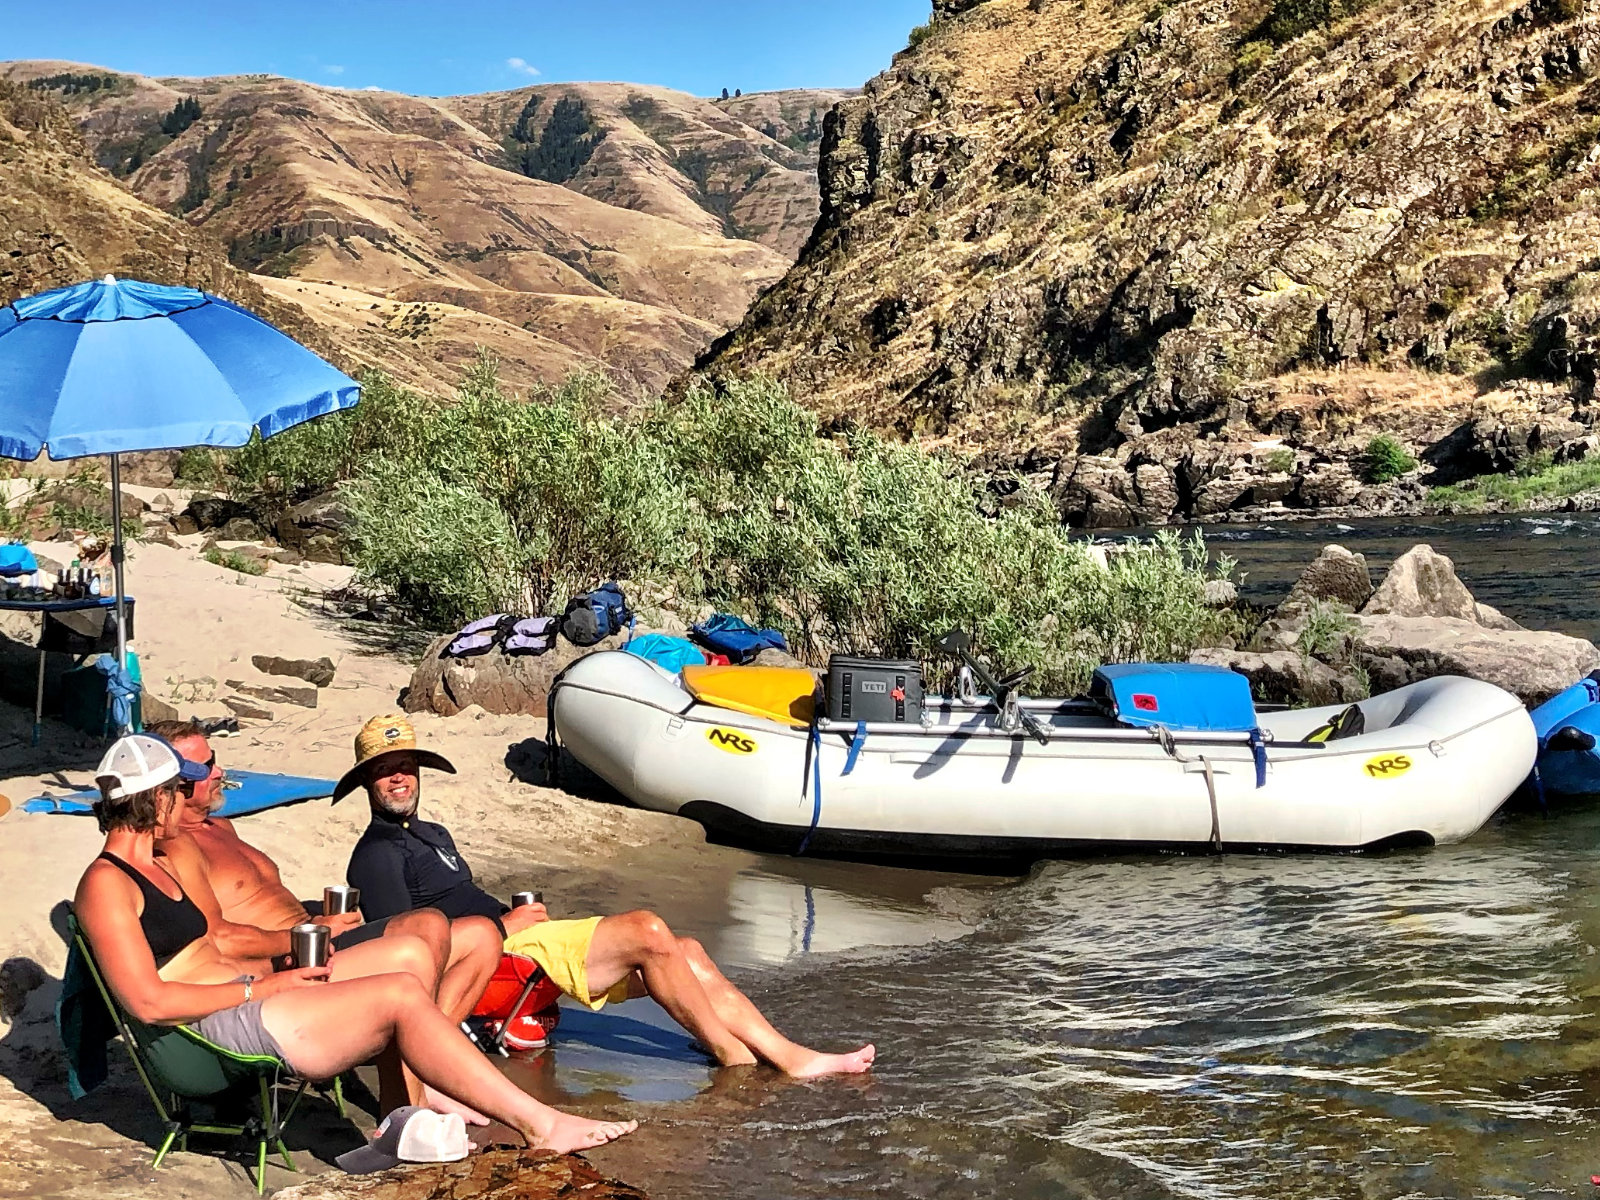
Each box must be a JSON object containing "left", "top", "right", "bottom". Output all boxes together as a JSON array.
[{"left": 97, "top": 851, "right": 208, "bottom": 968}]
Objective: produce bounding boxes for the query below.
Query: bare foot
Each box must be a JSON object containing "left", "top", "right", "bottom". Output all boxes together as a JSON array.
[
  {"left": 788, "top": 1043, "right": 876, "bottom": 1078},
  {"left": 423, "top": 1084, "right": 491, "bottom": 1126},
  {"left": 530, "top": 1113, "right": 639, "bottom": 1154}
]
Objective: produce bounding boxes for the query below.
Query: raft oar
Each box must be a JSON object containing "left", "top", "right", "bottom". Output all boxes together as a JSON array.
[{"left": 935, "top": 629, "right": 1051, "bottom": 747}]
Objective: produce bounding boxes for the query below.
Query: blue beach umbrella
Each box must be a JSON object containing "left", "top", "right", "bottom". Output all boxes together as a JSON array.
[{"left": 0, "top": 274, "right": 360, "bottom": 690}]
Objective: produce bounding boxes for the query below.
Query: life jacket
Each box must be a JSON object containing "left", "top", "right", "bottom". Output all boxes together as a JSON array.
[
  {"left": 442, "top": 614, "right": 514, "bottom": 658},
  {"left": 503, "top": 616, "right": 557, "bottom": 657}
]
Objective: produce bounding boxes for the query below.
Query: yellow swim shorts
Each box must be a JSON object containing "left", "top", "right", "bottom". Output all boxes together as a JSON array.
[{"left": 502, "top": 916, "right": 632, "bottom": 1011}]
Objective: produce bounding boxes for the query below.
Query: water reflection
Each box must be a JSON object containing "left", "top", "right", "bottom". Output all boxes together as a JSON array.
[{"left": 711, "top": 866, "right": 975, "bottom": 968}]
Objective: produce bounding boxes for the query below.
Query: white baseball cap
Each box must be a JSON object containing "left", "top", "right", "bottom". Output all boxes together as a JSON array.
[
  {"left": 335, "top": 1106, "right": 471, "bottom": 1174},
  {"left": 95, "top": 735, "right": 210, "bottom": 800}
]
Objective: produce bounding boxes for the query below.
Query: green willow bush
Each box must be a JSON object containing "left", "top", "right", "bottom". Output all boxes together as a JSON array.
[{"left": 221, "top": 353, "right": 1238, "bottom": 693}]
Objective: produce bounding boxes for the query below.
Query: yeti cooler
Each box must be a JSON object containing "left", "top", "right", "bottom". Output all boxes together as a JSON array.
[{"left": 826, "top": 656, "right": 923, "bottom": 724}]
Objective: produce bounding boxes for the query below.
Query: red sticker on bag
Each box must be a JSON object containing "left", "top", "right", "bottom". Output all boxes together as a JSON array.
[{"left": 1132, "top": 693, "right": 1159, "bottom": 711}]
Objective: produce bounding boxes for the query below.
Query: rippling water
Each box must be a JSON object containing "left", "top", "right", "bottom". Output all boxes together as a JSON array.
[
  {"left": 623, "top": 803, "right": 1600, "bottom": 1199},
  {"left": 520, "top": 516, "right": 1600, "bottom": 1197}
]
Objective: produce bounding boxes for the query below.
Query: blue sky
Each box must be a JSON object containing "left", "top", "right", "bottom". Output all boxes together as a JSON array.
[{"left": 5, "top": 1, "right": 932, "bottom": 97}]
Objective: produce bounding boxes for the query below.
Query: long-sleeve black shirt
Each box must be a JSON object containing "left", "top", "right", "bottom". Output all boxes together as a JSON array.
[{"left": 346, "top": 810, "right": 507, "bottom": 937}]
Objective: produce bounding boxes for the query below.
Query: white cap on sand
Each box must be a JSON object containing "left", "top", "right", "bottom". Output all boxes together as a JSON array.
[{"left": 335, "top": 1106, "right": 470, "bottom": 1174}]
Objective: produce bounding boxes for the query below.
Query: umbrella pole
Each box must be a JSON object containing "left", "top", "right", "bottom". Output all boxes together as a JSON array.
[{"left": 109, "top": 453, "right": 128, "bottom": 672}]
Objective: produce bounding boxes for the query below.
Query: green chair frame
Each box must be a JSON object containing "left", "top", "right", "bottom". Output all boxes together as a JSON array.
[{"left": 69, "top": 914, "right": 344, "bottom": 1193}]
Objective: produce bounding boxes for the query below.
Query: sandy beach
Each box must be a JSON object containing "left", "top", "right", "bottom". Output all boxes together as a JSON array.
[{"left": 0, "top": 530, "right": 978, "bottom": 1199}]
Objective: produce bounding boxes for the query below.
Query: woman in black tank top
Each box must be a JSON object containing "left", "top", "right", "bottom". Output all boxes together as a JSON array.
[{"left": 74, "top": 734, "right": 636, "bottom": 1155}]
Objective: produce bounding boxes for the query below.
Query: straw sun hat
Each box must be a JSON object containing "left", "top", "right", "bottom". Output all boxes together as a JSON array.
[{"left": 333, "top": 713, "right": 456, "bottom": 802}]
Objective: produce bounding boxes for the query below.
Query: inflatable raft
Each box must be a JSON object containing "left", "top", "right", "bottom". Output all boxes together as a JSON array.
[
  {"left": 1529, "top": 671, "right": 1600, "bottom": 798},
  {"left": 549, "top": 652, "right": 1537, "bottom": 862}
]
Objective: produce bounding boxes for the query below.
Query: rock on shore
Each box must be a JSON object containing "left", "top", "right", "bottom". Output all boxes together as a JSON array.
[
  {"left": 1196, "top": 543, "right": 1600, "bottom": 707},
  {"left": 274, "top": 1150, "right": 647, "bottom": 1200}
]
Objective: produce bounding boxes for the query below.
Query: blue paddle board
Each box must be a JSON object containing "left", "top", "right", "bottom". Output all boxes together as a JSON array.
[{"left": 22, "top": 769, "right": 337, "bottom": 817}]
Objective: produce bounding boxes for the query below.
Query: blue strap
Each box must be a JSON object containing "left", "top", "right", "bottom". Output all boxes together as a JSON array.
[
  {"left": 1531, "top": 761, "right": 1549, "bottom": 814},
  {"left": 841, "top": 721, "right": 868, "bottom": 776},
  {"left": 1249, "top": 728, "right": 1267, "bottom": 789},
  {"left": 797, "top": 721, "right": 824, "bottom": 855}
]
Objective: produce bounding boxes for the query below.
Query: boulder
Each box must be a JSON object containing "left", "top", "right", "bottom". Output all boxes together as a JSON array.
[
  {"left": 252, "top": 654, "right": 336, "bottom": 688},
  {"left": 1190, "top": 648, "right": 1365, "bottom": 706},
  {"left": 405, "top": 629, "right": 637, "bottom": 718},
  {"left": 1362, "top": 544, "right": 1476, "bottom": 620},
  {"left": 1352, "top": 613, "right": 1600, "bottom": 706},
  {"left": 1282, "top": 544, "right": 1372, "bottom": 611},
  {"left": 1203, "top": 579, "right": 1239, "bottom": 607},
  {"left": 275, "top": 490, "right": 351, "bottom": 565}
]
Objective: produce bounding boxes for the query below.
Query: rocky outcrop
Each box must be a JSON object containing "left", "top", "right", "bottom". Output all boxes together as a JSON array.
[
  {"left": 696, "top": 0, "right": 1600, "bottom": 526},
  {"left": 272, "top": 1148, "right": 648, "bottom": 1200}
]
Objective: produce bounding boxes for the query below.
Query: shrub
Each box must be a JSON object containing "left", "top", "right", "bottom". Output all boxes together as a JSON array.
[
  {"left": 1262, "top": 448, "right": 1296, "bottom": 474},
  {"left": 203, "top": 547, "right": 266, "bottom": 576},
  {"left": 907, "top": 22, "right": 934, "bottom": 48},
  {"left": 1362, "top": 434, "right": 1415, "bottom": 483},
  {"left": 1295, "top": 599, "right": 1357, "bottom": 661},
  {"left": 212, "top": 356, "right": 1238, "bottom": 694}
]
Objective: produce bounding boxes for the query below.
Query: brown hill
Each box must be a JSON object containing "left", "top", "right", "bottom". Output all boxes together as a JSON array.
[
  {"left": 3, "top": 62, "right": 850, "bottom": 396},
  {"left": 697, "top": 0, "right": 1600, "bottom": 524}
]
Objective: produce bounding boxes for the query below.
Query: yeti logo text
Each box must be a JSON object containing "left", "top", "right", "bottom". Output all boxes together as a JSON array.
[
  {"left": 1363, "top": 754, "right": 1412, "bottom": 779},
  {"left": 706, "top": 728, "right": 758, "bottom": 755}
]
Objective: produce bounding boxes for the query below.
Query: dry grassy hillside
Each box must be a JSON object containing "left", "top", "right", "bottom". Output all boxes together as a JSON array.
[
  {"left": 2, "top": 62, "right": 851, "bottom": 397},
  {"left": 698, "top": 0, "right": 1600, "bottom": 524}
]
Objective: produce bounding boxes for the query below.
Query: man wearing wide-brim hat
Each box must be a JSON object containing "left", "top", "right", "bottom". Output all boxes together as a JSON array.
[{"left": 341, "top": 713, "right": 876, "bottom": 1077}]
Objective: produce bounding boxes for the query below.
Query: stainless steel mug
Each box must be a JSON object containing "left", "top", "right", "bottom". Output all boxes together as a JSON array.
[
  {"left": 289, "top": 923, "right": 331, "bottom": 969},
  {"left": 511, "top": 891, "right": 537, "bottom": 909},
  {"left": 323, "top": 885, "right": 360, "bottom": 914}
]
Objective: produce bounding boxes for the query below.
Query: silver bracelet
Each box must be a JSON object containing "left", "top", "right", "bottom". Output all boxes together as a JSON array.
[{"left": 242, "top": 976, "right": 255, "bottom": 1003}]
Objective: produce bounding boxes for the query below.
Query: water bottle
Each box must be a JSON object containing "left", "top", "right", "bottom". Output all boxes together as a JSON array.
[{"left": 88, "top": 570, "right": 100, "bottom": 597}]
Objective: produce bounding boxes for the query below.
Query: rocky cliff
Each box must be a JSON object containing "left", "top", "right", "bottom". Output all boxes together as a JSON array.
[{"left": 698, "top": 0, "right": 1600, "bottom": 524}]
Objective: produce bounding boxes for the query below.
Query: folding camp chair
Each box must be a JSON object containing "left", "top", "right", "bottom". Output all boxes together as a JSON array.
[
  {"left": 68, "top": 914, "right": 342, "bottom": 1193},
  {"left": 466, "top": 953, "right": 562, "bottom": 1055}
]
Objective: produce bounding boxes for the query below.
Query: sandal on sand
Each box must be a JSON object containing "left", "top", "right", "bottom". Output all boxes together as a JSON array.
[{"left": 193, "top": 714, "right": 240, "bottom": 737}]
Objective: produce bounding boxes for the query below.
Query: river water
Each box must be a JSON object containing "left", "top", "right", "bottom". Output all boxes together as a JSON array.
[{"left": 512, "top": 515, "right": 1600, "bottom": 1198}]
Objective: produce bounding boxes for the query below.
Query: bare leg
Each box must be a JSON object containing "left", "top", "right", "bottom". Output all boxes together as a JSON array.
[
  {"left": 260, "top": 974, "right": 636, "bottom": 1153},
  {"left": 328, "top": 933, "right": 439, "bottom": 1111},
  {"left": 678, "top": 936, "right": 875, "bottom": 1077},
  {"left": 583, "top": 912, "right": 756, "bottom": 1067},
  {"left": 436, "top": 916, "right": 501, "bottom": 1022}
]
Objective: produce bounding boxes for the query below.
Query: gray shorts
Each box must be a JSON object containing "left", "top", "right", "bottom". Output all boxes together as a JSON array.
[{"left": 190, "top": 999, "right": 289, "bottom": 1063}]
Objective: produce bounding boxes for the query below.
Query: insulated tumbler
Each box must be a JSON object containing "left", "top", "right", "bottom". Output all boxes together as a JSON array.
[
  {"left": 290, "top": 923, "right": 331, "bottom": 969},
  {"left": 511, "top": 891, "right": 538, "bottom": 909},
  {"left": 323, "top": 885, "right": 360, "bottom": 914}
]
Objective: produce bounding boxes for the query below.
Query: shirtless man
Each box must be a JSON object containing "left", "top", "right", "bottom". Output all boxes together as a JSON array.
[
  {"left": 340, "top": 714, "right": 876, "bottom": 1078},
  {"left": 146, "top": 721, "right": 501, "bottom": 1115}
]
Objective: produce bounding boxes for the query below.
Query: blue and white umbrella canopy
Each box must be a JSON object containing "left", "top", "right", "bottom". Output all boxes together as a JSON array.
[
  {"left": 0, "top": 275, "right": 360, "bottom": 460},
  {"left": 0, "top": 275, "right": 361, "bottom": 705}
]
